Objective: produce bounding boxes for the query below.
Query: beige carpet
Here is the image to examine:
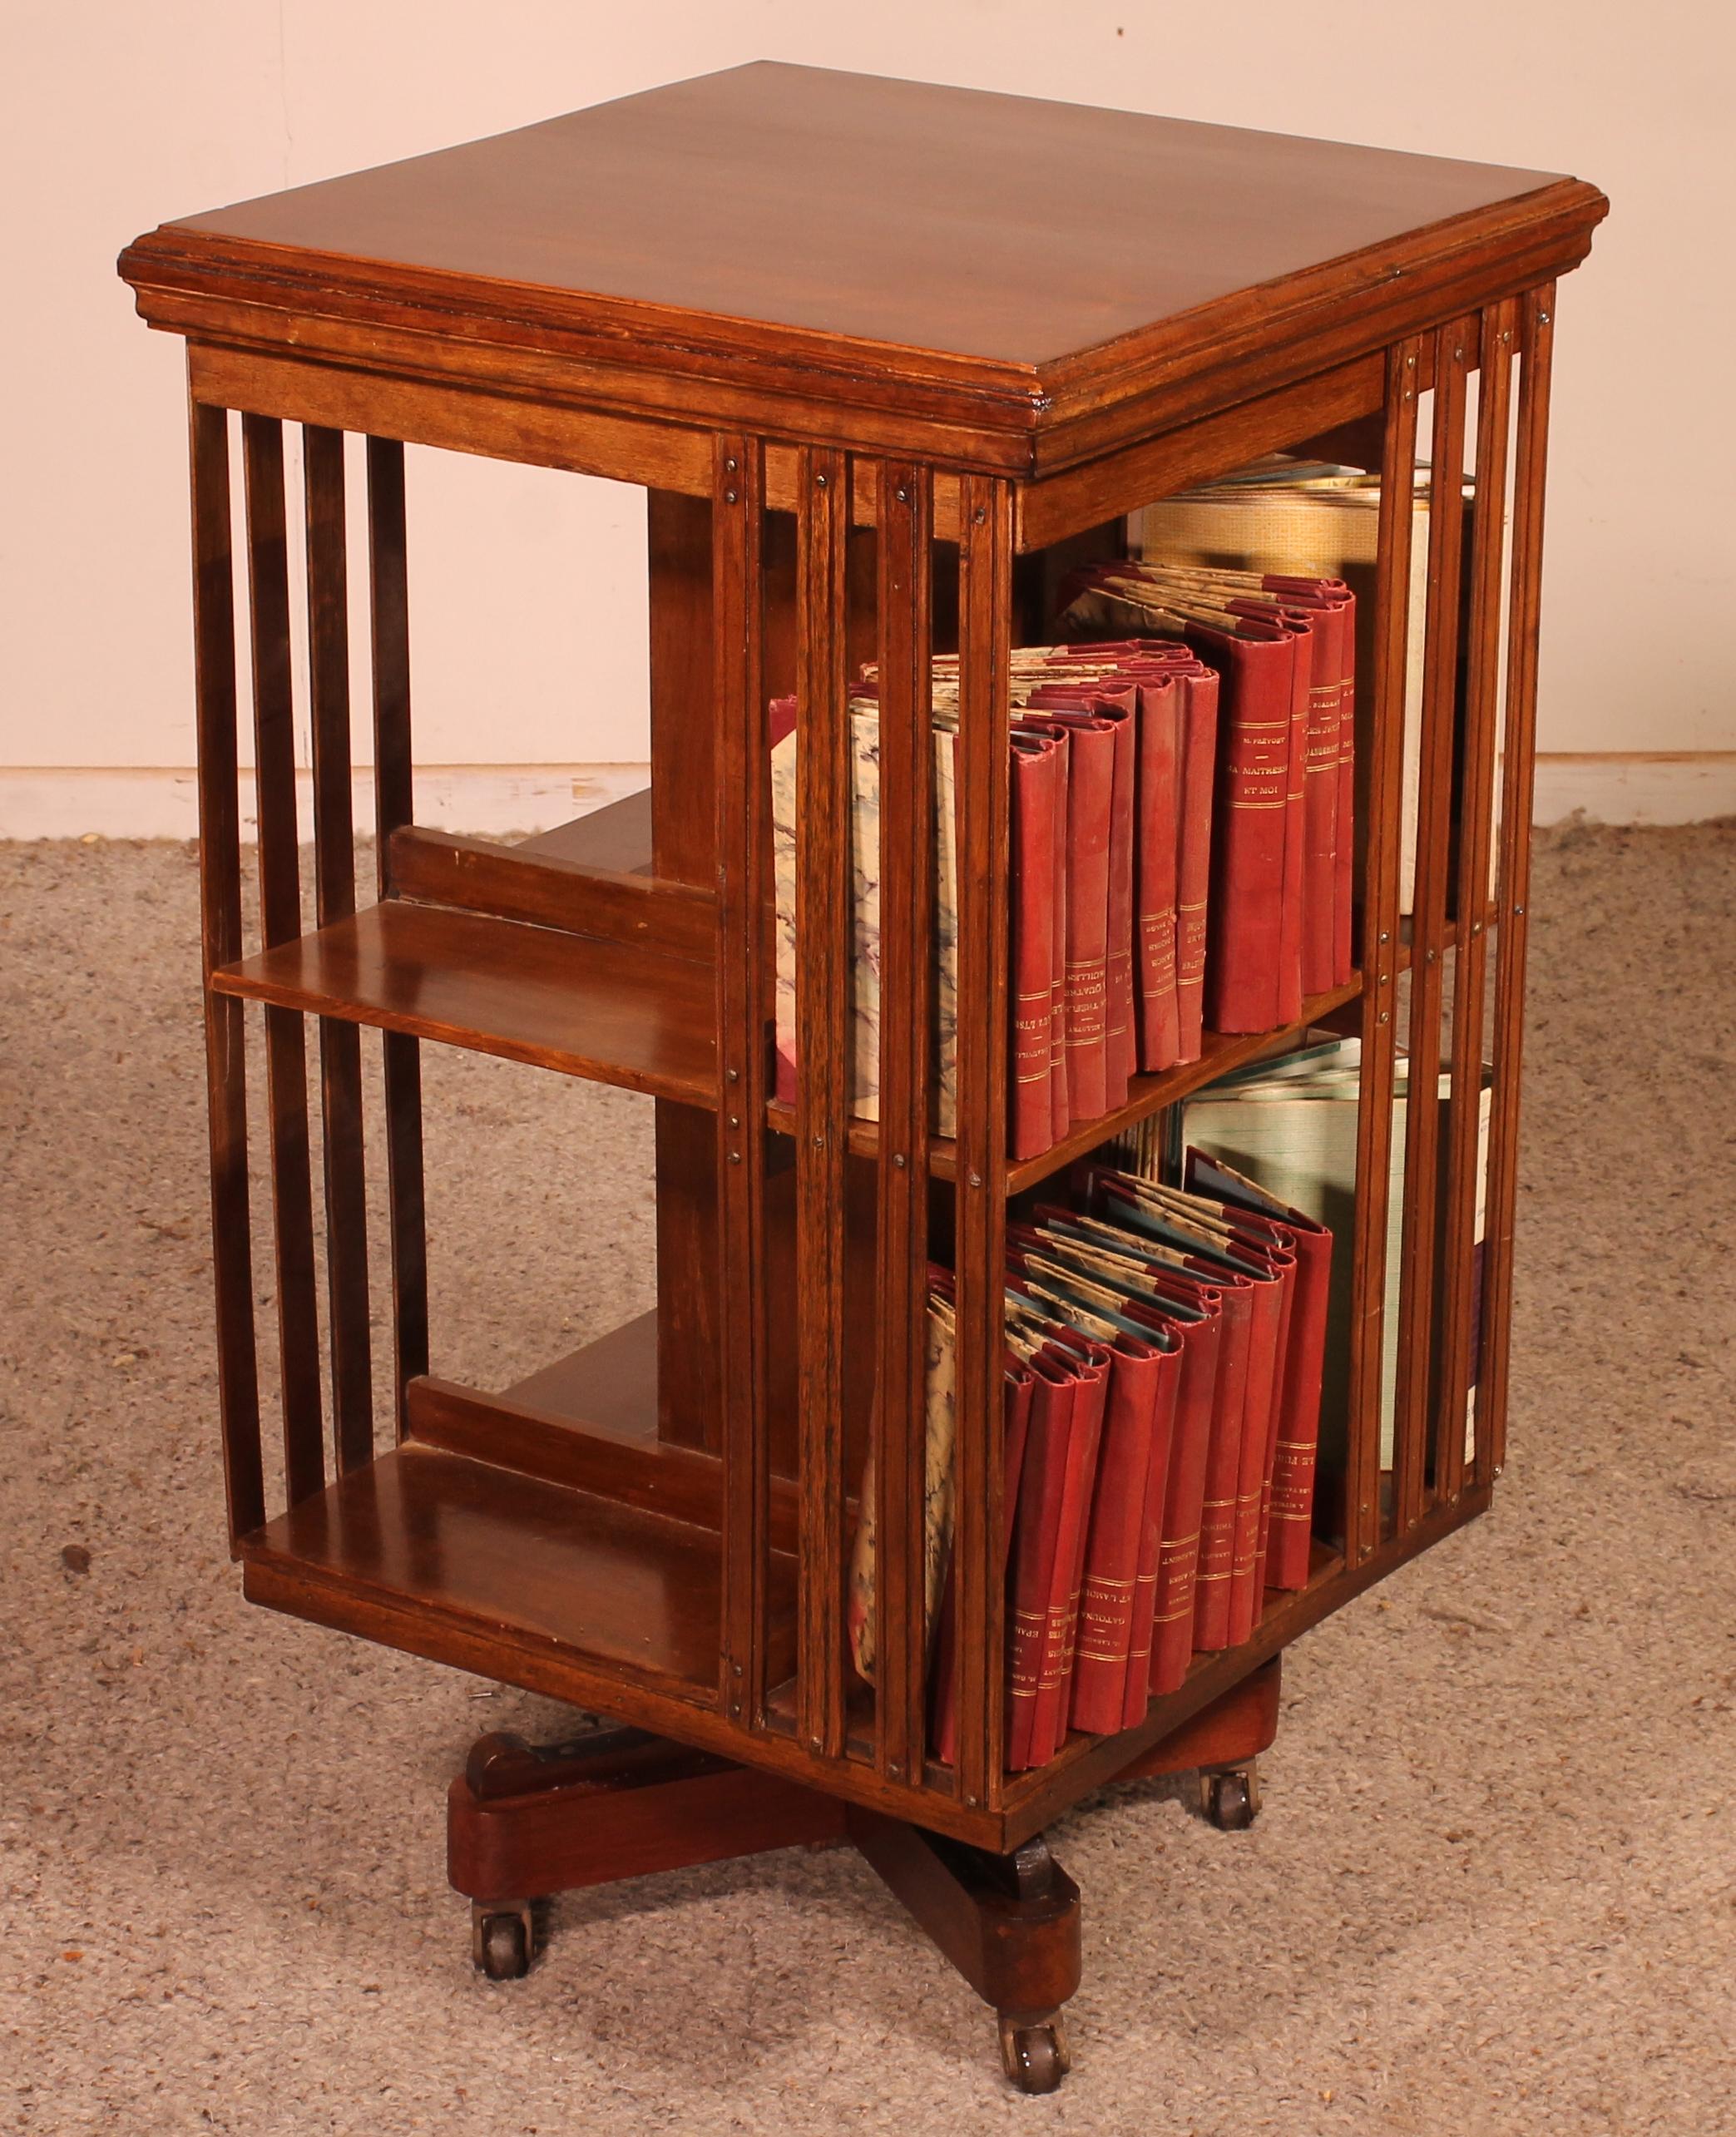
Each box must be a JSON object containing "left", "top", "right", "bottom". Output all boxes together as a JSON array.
[{"left": 3, "top": 822, "right": 1733, "bottom": 2135}]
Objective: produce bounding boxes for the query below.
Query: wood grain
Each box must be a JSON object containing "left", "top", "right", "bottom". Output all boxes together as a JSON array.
[
  {"left": 1343, "top": 342, "right": 1421, "bottom": 1566},
  {"left": 240, "top": 413, "right": 324, "bottom": 1506},
  {"left": 189, "top": 392, "right": 263, "bottom": 1546}
]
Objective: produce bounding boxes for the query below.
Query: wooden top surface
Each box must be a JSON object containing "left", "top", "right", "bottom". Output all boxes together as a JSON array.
[{"left": 156, "top": 63, "right": 1570, "bottom": 369}]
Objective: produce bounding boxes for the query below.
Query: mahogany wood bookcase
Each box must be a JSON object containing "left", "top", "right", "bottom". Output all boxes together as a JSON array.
[{"left": 120, "top": 64, "right": 1605, "bottom": 2093}]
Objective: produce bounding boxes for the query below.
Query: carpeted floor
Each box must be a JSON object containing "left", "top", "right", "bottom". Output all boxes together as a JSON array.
[{"left": 2, "top": 822, "right": 1733, "bottom": 2136}]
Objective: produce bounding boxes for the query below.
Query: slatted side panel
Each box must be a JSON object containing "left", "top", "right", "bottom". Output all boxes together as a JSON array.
[
  {"left": 1343, "top": 339, "right": 1422, "bottom": 1568},
  {"left": 302, "top": 426, "right": 376, "bottom": 1472},
  {"left": 714, "top": 432, "right": 771, "bottom": 1727},
  {"left": 950, "top": 473, "right": 1014, "bottom": 1809},
  {"left": 1389, "top": 322, "right": 1471, "bottom": 1533},
  {"left": 240, "top": 414, "right": 325, "bottom": 1505},
  {"left": 366, "top": 436, "right": 430, "bottom": 1439},
  {"left": 189, "top": 390, "right": 265, "bottom": 1547},
  {"left": 1433, "top": 301, "right": 1517, "bottom": 1504},
  {"left": 871, "top": 463, "right": 936, "bottom": 1786},
  {"left": 793, "top": 445, "right": 853, "bottom": 1760},
  {"left": 1479, "top": 286, "right": 1558, "bottom": 1479}
]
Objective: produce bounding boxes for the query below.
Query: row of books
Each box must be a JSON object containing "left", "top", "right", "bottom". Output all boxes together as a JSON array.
[
  {"left": 771, "top": 559, "right": 1358, "bottom": 1160},
  {"left": 845, "top": 1149, "right": 1333, "bottom": 1772}
]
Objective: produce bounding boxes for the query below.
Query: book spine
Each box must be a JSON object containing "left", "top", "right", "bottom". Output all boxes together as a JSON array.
[
  {"left": 1134, "top": 673, "right": 1182, "bottom": 1072},
  {"left": 1300, "top": 617, "right": 1340, "bottom": 998},
  {"left": 1119, "top": 1343, "right": 1181, "bottom": 1729},
  {"left": 1192, "top": 1280, "right": 1252, "bottom": 1652},
  {"left": 932, "top": 1363, "right": 1033, "bottom": 1766},
  {"left": 1069, "top": 1347, "right": 1160, "bottom": 1738},
  {"left": 1150, "top": 1310, "right": 1222, "bottom": 1694},
  {"left": 1008, "top": 737, "right": 1059, "bottom": 1160},
  {"left": 1250, "top": 1252, "right": 1296, "bottom": 1601},
  {"left": 1200, "top": 635, "right": 1296, "bottom": 1035},
  {"left": 1175, "top": 668, "right": 1219, "bottom": 1061},
  {"left": 1226, "top": 1269, "right": 1286, "bottom": 1645},
  {"left": 1031, "top": 1355, "right": 1109, "bottom": 1763},
  {"left": 1276, "top": 624, "right": 1308, "bottom": 1024},
  {"left": 1102, "top": 707, "right": 1137, "bottom": 1110},
  {"left": 1331, "top": 597, "right": 1358, "bottom": 987},
  {"left": 1005, "top": 1364, "right": 1076, "bottom": 1772},
  {"left": 1047, "top": 731, "right": 1071, "bottom": 1140},
  {"left": 1058, "top": 721, "right": 1115, "bottom": 1124}
]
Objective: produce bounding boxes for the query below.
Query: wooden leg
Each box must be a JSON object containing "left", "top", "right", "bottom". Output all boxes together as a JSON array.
[
  {"left": 848, "top": 1810, "right": 1081, "bottom": 2094},
  {"left": 1111, "top": 1655, "right": 1281, "bottom": 1831}
]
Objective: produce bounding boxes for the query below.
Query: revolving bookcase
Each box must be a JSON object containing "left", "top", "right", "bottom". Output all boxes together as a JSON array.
[{"left": 119, "top": 63, "right": 1605, "bottom": 2093}]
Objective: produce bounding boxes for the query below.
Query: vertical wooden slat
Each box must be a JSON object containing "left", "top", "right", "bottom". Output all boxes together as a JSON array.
[
  {"left": 188, "top": 391, "right": 264, "bottom": 1546},
  {"left": 366, "top": 436, "right": 428, "bottom": 1438},
  {"left": 1479, "top": 284, "right": 1557, "bottom": 1481},
  {"left": 951, "top": 473, "right": 1014, "bottom": 1808},
  {"left": 714, "top": 431, "right": 770, "bottom": 1725},
  {"left": 1390, "top": 324, "right": 1470, "bottom": 1534},
  {"left": 794, "top": 444, "right": 852, "bottom": 1759},
  {"left": 872, "top": 461, "right": 935, "bottom": 1784},
  {"left": 1343, "top": 339, "right": 1421, "bottom": 1567},
  {"left": 1433, "top": 303, "right": 1516, "bottom": 1502},
  {"left": 303, "top": 424, "right": 374, "bottom": 1473},
  {"left": 241, "top": 414, "right": 324, "bottom": 1506}
]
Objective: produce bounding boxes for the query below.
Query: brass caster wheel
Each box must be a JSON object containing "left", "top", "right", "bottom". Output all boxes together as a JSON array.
[
  {"left": 998, "top": 2011, "right": 1071, "bottom": 2094},
  {"left": 1199, "top": 1760, "right": 1262, "bottom": 1832},
  {"left": 471, "top": 1899, "right": 537, "bottom": 1981}
]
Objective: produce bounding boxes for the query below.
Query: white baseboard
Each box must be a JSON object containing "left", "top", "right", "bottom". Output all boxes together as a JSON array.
[
  {"left": 0, "top": 764, "right": 651, "bottom": 841},
  {"left": 1, "top": 754, "right": 1730, "bottom": 841},
  {"left": 1529, "top": 754, "right": 1735, "bottom": 827}
]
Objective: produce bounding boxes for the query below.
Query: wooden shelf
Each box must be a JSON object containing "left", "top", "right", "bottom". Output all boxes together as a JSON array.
[
  {"left": 766, "top": 976, "right": 1364, "bottom": 1190},
  {"left": 241, "top": 1440, "right": 782, "bottom": 1699},
  {"left": 211, "top": 898, "right": 717, "bottom": 1105}
]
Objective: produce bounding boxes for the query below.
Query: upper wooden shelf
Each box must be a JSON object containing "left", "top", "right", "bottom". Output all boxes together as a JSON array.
[
  {"left": 117, "top": 63, "right": 1606, "bottom": 476},
  {"left": 211, "top": 898, "right": 717, "bottom": 1106}
]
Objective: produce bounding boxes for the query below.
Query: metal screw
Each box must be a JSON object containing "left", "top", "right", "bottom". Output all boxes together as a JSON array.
[
  {"left": 966, "top": 1794, "right": 981, "bottom": 1808},
  {"left": 896, "top": 487, "right": 909, "bottom": 504},
  {"left": 1513, "top": 903, "right": 1525, "bottom": 917},
  {"left": 813, "top": 1133, "right": 825, "bottom": 1148},
  {"left": 1426, "top": 947, "right": 1438, "bottom": 963},
  {"left": 728, "top": 1114, "right": 739, "bottom": 1128},
  {"left": 815, "top": 472, "right": 828, "bottom": 489},
  {"left": 888, "top": 1762, "right": 903, "bottom": 1779},
  {"left": 811, "top": 1736, "right": 823, "bottom": 1751},
  {"left": 1406, "top": 353, "right": 1417, "bottom": 366},
  {"left": 1379, "top": 930, "right": 1391, "bottom": 945},
  {"left": 1360, "top": 1501, "right": 1370, "bottom": 1516},
  {"left": 725, "top": 457, "right": 739, "bottom": 472},
  {"left": 1455, "top": 346, "right": 1465, "bottom": 362},
  {"left": 1378, "top": 971, "right": 1389, "bottom": 986},
  {"left": 1379, "top": 1010, "right": 1391, "bottom": 1025},
  {"left": 733, "top": 1660, "right": 743, "bottom": 1677},
  {"left": 1493, "top": 1463, "right": 1505, "bottom": 1479},
  {"left": 968, "top": 1171, "right": 983, "bottom": 1188},
  {"left": 726, "top": 1066, "right": 740, "bottom": 1083},
  {"left": 973, "top": 507, "right": 987, "bottom": 525},
  {"left": 725, "top": 489, "right": 739, "bottom": 506},
  {"left": 892, "top": 1153, "right": 907, "bottom": 1169},
  {"left": 727, "top": 1150, "right": 741, "bottom": 1165},
  {"left": 1537, "top": 310, "right": 1551, "bottom": 326}
]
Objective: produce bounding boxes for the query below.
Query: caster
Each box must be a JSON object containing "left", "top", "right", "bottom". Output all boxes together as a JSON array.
[
  {"left": 1199, "top": 1761, "right": 1262, "bottom": 1832},
  {"left": 471, "top": 1899, "right": 537, "bottom": 1981},
  {"left": 998, "top": 2011, "right": 1071, "bottom": 2094}
]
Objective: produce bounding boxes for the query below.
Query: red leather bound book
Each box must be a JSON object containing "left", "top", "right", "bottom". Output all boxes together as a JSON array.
[
  {"left": 1139, "top": 1296, "right": 1224, "bottom": 1699},
  {"left": 1110, "top": 1333, "right": 1181, "bottom": 1730},
  {"left": 1013, "top": 717, "right": 1073, "bottom": 1143},
  {"left": 1031, "top": 1339, "right": 1110, "bottom": 1763},
  {"left": 1130, "top": 668, "right": 1183, "bottom": 1072},
  {"left": 1174, "top": 660, "right": 1220, "bottom": 1060},
  {"left": 1067, "top": 1335, "right": 1170, "bottom": 1737},
  {"left": 930, "top": 1356, "right": 1034, "bottom": 1768},
  {"left": 1278, "top": 606, "right": 1338, "bottom": 997},
  {"left": 1008, "top": 733, "right": 1061, "bottom": 1160},
  {"left": 1183, "top": 1261, "right": 1252, "bottom": 1652},
  {"left": 1046, "top": 712, "right": 1115, "bottom": 1124},
  {"left": 1005, "top": 1353, "right": 1078, "bottom": 1772},
  {"left": 1329, "top": 591, "right": 1358, "bottom": 984},
  {"left": 1189, "top": 621, "right": 1300, "bottom": 1034},
  {"left": 1224, "top": 1246, "right": 1291, "bottom": 1646},
  {"left": 1186, "top": 1149, "right": 1333, "bottom": 1590},
  {"left": 1026, "top": 687, "right": 1136, "bottom": 1112}
]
